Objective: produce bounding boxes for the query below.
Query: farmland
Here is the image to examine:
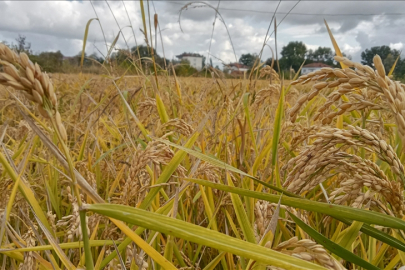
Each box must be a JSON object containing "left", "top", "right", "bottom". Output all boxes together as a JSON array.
[{"left": 1, "top": 25, "right": 405, "bottom": 270}]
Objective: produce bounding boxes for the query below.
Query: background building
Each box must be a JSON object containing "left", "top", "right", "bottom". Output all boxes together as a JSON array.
[
  {"left": 301, "top": 62, "right": 332, "bottom": 75},
  {"left": 223, "top": 63, "right": 250, "bottom": 74},
  {"left": 176, "top": 53, "right": 204, "bottom": 71}
]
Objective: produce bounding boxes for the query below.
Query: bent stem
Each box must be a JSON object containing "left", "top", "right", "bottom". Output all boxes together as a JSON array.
[{"left": 48, "top": 109, "right": 94, "bottom": 270}]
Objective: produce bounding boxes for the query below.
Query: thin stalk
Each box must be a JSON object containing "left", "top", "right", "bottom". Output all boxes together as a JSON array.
[{"left": 48, "top": 111, "right": 94, "bottom": 270}]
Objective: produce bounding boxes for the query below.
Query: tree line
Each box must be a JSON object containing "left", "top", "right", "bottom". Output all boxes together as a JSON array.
[
  {"left": 238, "top": 41, "right": 405, "bottom": 80},
  {"left": 2, "top": 35, "right": 205, "bottom": 76},
  {"left": 2, "top": 35, "right": 405, "bottom": 79}
]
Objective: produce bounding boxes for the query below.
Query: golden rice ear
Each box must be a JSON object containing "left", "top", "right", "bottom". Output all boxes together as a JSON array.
[
  {"left": 22, "top": 91, "right": 35, "bottom": 102},
  {"left": 32, "top": 90, "right": 43, "bottom": 105},
  {"left": 5, "top": 80, "right": 24, "bottom": 89},
  {"left": 4, "top": 65, "right": 20, "bottom": 81},
  {"left": 34, "top": 62, "right": 41, "bottom": 76},
  {"left": 50, "top": 92, "right": 57, "bottom": 107},
  {"left": 19, "top": 52, "right": 30, "bottom": 68},
  {"left": 373, "top": 55, "right": 386, "bottom": 78},
  {"left": 34, "top": 79, "right": 45, "bottom": 96},
  {"left": 3, "top": 45, "right": 15, "bottom": 62},
  {"left": 0, "top": 72, "right": 17, "bottom": 83},
  {"left": 37, "top": 104, "right": 50, "bottom": 118},
  {"left": 20, "top": 77, "right": 33, "bottom": 89},
  {"left": 47, "top": 82, "right": 55, "bottom": 99},
  {"left": 342, "top": 58, "right": 354, "bottom": 67},
  {"left": 154, "top": 14, "right": 158, "bottom": 30},
  {"left": 56, "top": 116, "right": 67, "bottom": 141},
  {"left": 25, "top": 66, "right": 35, "bottom": 83},
  {"left": 55, "top": 111, "right": 63, "bottom": 130},
  {"left": 313, "top": 82, "right": 328, "bottom": 90},
  {"left": 334, "top": 56, "right": 345, "bottom": 62},
  {"left": 39, "top": 73, "right": 49, "bottom": 91}
]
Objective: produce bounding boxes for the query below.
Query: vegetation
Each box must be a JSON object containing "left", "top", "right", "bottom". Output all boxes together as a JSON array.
[{"left": 1, "top": 6, "right": 405, "bottom": 270}]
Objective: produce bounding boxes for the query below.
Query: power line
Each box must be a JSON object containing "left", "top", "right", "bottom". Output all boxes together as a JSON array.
[{"left": 168, "top": 1, "right": 405, "bottom": 17}]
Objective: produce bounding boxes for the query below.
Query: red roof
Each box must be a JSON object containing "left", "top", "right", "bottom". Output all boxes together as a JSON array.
[
  {"left": 225, "top": 63, "right": 249, "bottom": 69},
  {"left": 303, "top": 63, "right": 332, "bottom": 68},
  {"left": 176, "top": 53, "right": 203, "bottom": 58}
]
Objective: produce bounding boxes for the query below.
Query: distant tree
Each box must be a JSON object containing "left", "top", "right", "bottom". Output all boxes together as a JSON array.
[
  {"left": 130, "top": 45, "right": 169, "bottom": 69},
  {"left": 14, "top": 35, "right": 31, "bottom": 54},
  {"left": 361, "top": 46, "right": 400, "bottom": 73},
  {"left": 175, "top": 59, "right": 197, "bottom": 76},
  {"left": 30, "top": 51, "right": 64, "bottom": 72},
  {"left": 131, "top": 45, "right": 150, "bottom": 59},
  {"left": 394, "top": 58, "right": 405, "bottom": 79},
  {"left": 279, "top": 41, "right": 307, "bottom": 71},
  {"left": 88, "top": 53, "right": 104, "bottom": 64},
  {"left": 264, "top": 58, "right": 278, "bottom": 70},
  {"left": 307, "top": 47, "right": 334, "bottom": 65},
  {"left": 239, "top": 53, "right": 258, "bottom": 67}
]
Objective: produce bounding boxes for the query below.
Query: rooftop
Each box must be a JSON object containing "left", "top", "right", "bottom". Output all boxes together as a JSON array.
[
  {"left": 176, "top": 53, "right": 203, "bottom": 58},
  {"left": 224, "top": 63, "right": 250, "bottom": 69}
]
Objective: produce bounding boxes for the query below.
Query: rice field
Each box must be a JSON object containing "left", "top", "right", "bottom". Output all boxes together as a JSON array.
[{"left": 1, "top": 21, "right": 405, "bottom": 270}]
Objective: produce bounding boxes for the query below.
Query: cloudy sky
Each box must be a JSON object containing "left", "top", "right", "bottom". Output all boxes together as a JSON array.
[{"left": 0, "top": 1, "right": 404, "bottom": 68}]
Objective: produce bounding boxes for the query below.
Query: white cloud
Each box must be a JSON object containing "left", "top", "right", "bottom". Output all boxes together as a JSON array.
[
  {"left": 305, "top": 44, "right": 320, "bottom": 51},
  {"left": 390, "top": 42, "right": 403, "bottom": 51},
  {"left": 0, "top": 1, "right": 404, "bottom": 68},
  {"left": 342, "top": 43, "right": 362, "bottom": 55}
]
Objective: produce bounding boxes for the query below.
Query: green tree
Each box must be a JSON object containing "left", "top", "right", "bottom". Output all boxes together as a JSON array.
[
  {"left": 279, "top": 41, "right": 307, "bottom": 71},
  {"left": 395, "top": 58, "right": 405, "bottom": 80},
  {"left": 130, "top": 45, "right": 169, "bottom": 69},
  {"left": 131, "top": 45, "right": 150, "bottom": 59},
  {"left": 174, "top": 59, "right": 197, "bottom": 76},
  {"left": 264, "top": 58, "right": 279, "bottom": 71},
  {"left": 30, "top": 51, "right": 64, "bottom": 72},
  {"left": 14, "top": 35, "right": 32, "bottom": 54},
  {"left": 88, "top": 53, "right": 104, "bottom": 64},
  {"left": 361, "top": 46, "right": 400, "bottom": 73},
  {"left": 307, "top": 47, "right": 334, "bottom": 65},
  {"left": 239, "top": 53, "right": 258, "bottom": 67}
]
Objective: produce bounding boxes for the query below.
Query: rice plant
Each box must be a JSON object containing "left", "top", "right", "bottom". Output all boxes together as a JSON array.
[{"left": 1, "top": 10, "right": 405, "bottom": 270}]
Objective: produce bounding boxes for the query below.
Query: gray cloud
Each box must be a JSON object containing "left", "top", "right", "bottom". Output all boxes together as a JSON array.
[{"left": 0, "top": 1, "right": 404, "bottom": 68}]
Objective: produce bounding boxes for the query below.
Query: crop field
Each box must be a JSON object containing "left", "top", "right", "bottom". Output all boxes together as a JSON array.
[{"left": 1, "top": 17, "right": 405, "bottom": 270}]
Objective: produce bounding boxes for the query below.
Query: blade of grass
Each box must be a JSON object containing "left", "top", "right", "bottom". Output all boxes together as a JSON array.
[
  {"left": 271, "top": 83, "right": 285, "bottom": 171},
  {"left": 0, "top": 240, "right": 118, "bottom": 253},
  {"left": 202, "top": 252, "right": 226, "bottom": 270},
  {"left": 106, "top": 31, "right": 121, "bottom": 61},
  {"left": 388, "top": 53, "right": 401, "bottom": 76},
  {"left": 183, "top": 178, "right": 405, "bottom": 230},
  {"left": 0, "top": 151, "right": 51, "bottom": 232},
  {"left": 324, "top": 19, "right": 347, "bottom": 69},
  {"left": 243, "top": 93, "right": 258, "bottom": 154},
  {"left": 83, "top": 203, "right": 326, "bottom": 270},
  {"left": 226, "top": 172, "right": 256, "bottom": 244},
  {"left": 81, "top": 18, "right": 99, "bottom": 71}
]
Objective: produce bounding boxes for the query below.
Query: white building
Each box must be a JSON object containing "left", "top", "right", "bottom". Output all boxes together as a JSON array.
[
  {"left": 223, "top": 63, "right": 250, "bottom": 74},
  {"left": 176, "top": 53, "right": 204, "bottom": 71},
  {"left": 301, "top": 62, "right": 332, "bottom": 75}
]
